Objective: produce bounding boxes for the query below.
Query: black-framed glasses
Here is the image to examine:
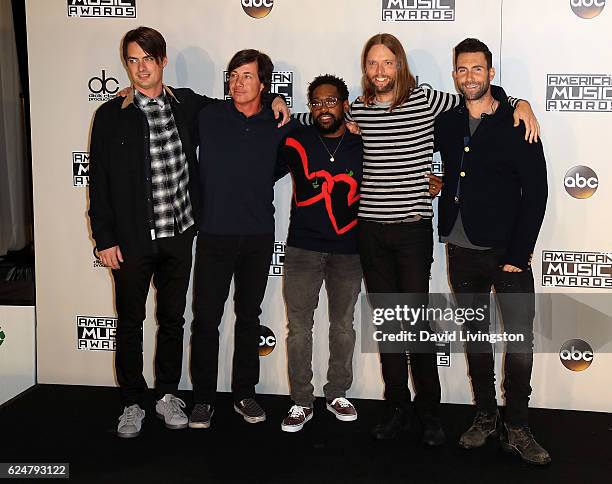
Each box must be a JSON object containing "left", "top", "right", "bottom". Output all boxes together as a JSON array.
[{"left": 308, "top": 97, "right": 340, "bottom": 109}]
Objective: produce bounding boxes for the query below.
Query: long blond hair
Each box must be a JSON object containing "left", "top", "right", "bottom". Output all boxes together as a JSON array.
[{"left": 361, "top": 33, "right": 416, "bottom": 111}]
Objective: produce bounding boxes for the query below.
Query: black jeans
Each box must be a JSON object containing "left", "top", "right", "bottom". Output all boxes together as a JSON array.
[
  {"left": 359, "top": 219, "right": 441, "bottom": 419},
  {"left": 112, "top": 226, "right": 195, "bottom": 407},
  {"left": 447, "top": 244, "right": 535, "bottom": 426},
  {"left": 190, "top": 233, "right": 274, "bottom": 404}
]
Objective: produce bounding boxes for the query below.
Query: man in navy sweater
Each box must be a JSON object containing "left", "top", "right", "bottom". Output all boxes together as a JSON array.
[
  {"left": 276, "top": 75, "right": 363, "bottom": 432},
  {"left": 434, "top": 38, "right": 549, "bottom": 465},
  {"left": 189, "top": 49, "right": 296, "bottom": 428}
]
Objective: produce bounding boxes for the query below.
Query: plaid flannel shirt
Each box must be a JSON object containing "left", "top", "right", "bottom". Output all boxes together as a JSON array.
[{"left": 135, "top": 89, "right": 194, "bottom": 239}]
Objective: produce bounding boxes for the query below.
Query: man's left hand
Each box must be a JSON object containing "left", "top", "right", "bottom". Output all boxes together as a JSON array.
[
  {"left": 514, "top": 100, "right": 540, "bottom": 144},
  {"left": 502, "top": 264, "right": 523, "bottom": 272},
  {"left": 272, "top": 97, "right": 291, "bottom": 127}
]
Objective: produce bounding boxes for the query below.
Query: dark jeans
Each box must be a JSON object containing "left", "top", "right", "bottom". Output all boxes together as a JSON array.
[
  {"left": 112, "top": 226, "right": 195, "bottom": 407},
  {"left": 283, "top": 246, "right": 362, "bottom": 407},
  {"left": 447, "top": 244, "right": 535, "bottom": 426},
  {"left": 358, "top": 219, "right": 441, "bottom": 419},
  {"left": 190, "top": 233, "right": 274, "bottom": 404}
]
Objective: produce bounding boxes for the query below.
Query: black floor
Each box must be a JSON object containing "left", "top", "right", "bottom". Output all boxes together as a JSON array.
[{"left": 1, "top": 385, "right": 611, "bottom": 483}]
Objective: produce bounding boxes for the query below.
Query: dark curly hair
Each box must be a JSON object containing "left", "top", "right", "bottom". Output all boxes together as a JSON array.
[{"left": 307, "top": 74, "right": 349, "bottom": 102}]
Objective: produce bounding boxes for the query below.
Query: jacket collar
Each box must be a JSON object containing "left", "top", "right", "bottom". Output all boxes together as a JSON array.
[
  {"left": 455, "top": 84, "right": 512, "bottom": 119},
  {"left": 121, "top": 85, "right": 179, "bottom": 110}
]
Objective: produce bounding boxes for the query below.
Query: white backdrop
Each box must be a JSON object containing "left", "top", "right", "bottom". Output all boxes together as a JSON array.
[{"left": 26, "top": 0, "right": 612, "bottom": 412}]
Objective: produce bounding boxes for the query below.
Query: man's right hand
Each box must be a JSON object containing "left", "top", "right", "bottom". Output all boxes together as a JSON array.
[{"left": 98, "top": 245, "right": 124, "bottom": 270}]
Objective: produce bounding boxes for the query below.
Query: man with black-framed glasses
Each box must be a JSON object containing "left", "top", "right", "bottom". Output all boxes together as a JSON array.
[{"left": 276, "top": 75, "right": 363, "bottom": 432}]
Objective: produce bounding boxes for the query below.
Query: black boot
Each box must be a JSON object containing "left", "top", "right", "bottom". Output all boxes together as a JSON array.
[
  {"left": 421, "top": 415, "right": 446, "bottom": 447},
  {"left": 372, "top": 403, "right": 411, "bottom": 440}
]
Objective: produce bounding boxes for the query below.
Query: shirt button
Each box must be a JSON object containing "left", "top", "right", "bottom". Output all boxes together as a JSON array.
[
  {"left": 460, "top": 171, "right": 466, "bottom": 177},
  {"left": 464, "top": 146, "right": 470, "bottom": 153}
]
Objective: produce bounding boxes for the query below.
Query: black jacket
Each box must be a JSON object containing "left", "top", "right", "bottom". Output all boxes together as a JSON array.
[
  {"left": 88, "top": 86, "right": 214, "bottom": 256},
  {"left": 434, "top": 91, "right": 548, "bottom": 269}
]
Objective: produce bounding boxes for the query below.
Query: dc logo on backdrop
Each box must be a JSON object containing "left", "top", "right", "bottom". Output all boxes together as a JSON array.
[
  {"left": 88, "top": 70, "right": 119, "bottom": 102},
  {"left": 73, "top": 152, "right": 89, "bottom": 187},
  {"left": 259, "top": 326, "right": 276, "bottom": 356},
  {"left": 0, "top": 325, "right": 5, "bottom": 348},
  {"left": 224, "top": 71, "right": 293, "bottom": 107},
  {"left": 546, "top": 74, "right": 612, "bottom": 112},
  {"left": 436, "top": 342, "right": 450, "bottom": 367},
  {"left": 77, "top": 316, "right": 117, "bottom": 351},
  {"left": 542, "top": 251, "right": 612, "bottom": 288},
  {"left": 242, "top": 0, "right": 273, "bottom": 18},
  {"left": 571, "top": 0, "right": 606, "bottom": 19},
  {"left": 269, "top": 241, "right": 285, "bottom": 276},
  {"left": 564, "top": 166, "right": 599, "bottom": 199},
  {"left": 382, "top": 0, "right": 455, "bottom": 22},
  {"left": 560, "top": 339, "right": 594, "bottom": 371},
  {"left": 67, "top": 0, "right": 136, "bottom": 18}
]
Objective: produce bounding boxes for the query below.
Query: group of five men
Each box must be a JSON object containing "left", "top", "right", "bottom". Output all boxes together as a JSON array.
[{"left": 88, "top": 27, "right": 549, "bottom": 466}]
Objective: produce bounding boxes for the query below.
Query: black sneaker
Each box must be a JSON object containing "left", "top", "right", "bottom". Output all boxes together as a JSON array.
[
  {"left": 459, "top": 410, "right": 501, "bottom": 449},
  {"left": 421, "top": 417, "right": 446, "bottom": 447},
  {"left": 189, "top": 403, "right": 214, "bottom": 429},
  {"left": 372, "top": 404, "right": 411, "bottom": 440},
  {"left": 234, "top": 398, "right": 266, "bottom": 423},
  {"left": 501, "top": 424, "right": 552, "bottom": 465}
]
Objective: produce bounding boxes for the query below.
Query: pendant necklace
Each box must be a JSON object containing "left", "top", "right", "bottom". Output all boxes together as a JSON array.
[{"left": 318, "top": 130, "right": 346, "bottom": 162}]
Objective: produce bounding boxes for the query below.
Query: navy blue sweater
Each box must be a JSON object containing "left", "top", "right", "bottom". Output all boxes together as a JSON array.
[
  {"left": 278, "top": 126, "right": 363, "bottom": 254},
  {"left": 198, "top": 100, "right": 296, "bottom": 235}
]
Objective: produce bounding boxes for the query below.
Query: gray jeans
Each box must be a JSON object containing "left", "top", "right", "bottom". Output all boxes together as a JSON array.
[{"left": 283, "top": 246, "right": 363, "bottom": 407}]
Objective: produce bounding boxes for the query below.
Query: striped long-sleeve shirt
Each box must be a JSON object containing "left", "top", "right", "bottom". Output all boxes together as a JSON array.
[
  {"left": 352, "top": 88, "right": 457, "bottom": 222},
  {"left": 295, "top": 87, "right": 518, "bottom": 223}
]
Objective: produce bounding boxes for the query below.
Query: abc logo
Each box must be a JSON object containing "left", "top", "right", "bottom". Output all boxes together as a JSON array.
[
  {"left": 242, "top": 0, "right": 273, "bottom": 18},
  {"left": 559, "top": 339, "right": 594, "bottom": 371},
  {"left": 571, "top": 0, "right": 606, "bottom": 19},
  {"left": 564, "top": 166, "right": 598, "bottom": 199},
  {"left": 259, "top": 325, "right": 276, "bottom": 356},
  {"left": 88, "top": 70, "right": 119, "bottom": 94}
]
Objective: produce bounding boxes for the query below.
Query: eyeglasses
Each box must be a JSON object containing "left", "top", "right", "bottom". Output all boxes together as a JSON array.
[{"left": 308, "top": 97, "right": 340, "bottom": 109}]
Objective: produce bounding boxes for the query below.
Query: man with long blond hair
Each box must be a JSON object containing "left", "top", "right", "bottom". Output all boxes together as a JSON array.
[{"left": 354, "top": 33, "right": 539, "bottom": 445}]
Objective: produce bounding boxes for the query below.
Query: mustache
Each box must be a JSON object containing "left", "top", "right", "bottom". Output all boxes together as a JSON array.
[{"left": 316, "top": 113, "right": 339, "bottom": 122}]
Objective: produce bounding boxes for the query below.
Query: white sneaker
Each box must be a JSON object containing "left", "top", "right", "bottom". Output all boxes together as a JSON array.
[
  {"left": 155, "top": 394, "right": 188, "bottom": 429},
  {"left": 117, "top": 404, "right": 145, "bottom": 438}
]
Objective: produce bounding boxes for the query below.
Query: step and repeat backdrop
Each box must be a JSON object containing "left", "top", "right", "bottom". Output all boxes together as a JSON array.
[{"left": 25, "top": 0, "right": 612, "bottom": 412}]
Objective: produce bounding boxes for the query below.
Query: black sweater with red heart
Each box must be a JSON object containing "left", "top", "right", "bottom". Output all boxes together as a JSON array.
[{"left": 277, "top": 126, "right": 363, "bottom": 254}]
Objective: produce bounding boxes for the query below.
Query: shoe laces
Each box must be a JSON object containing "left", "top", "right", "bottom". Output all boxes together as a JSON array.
[
  {"left": 288, "top": 405, "right": 306, "bottom": 418},
  {"left": 166, "top": 395, "right": 187, "bottom": 416},
  {"left": 240, "top": 398, "right": 263, "bottom": 412},
  {"left": 474, "top": 411, "right": 496, "bottom": 426},
  {"left": 120, "top": 404, "right": 141, "bottom": 425},
  {"left": 330, "top": 397, "right": 351, "bottom": 408}
]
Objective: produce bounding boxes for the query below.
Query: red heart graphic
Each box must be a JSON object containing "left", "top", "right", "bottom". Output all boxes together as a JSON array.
[{"left": 285, "top": 137, "right": 360, "bottom": 235}]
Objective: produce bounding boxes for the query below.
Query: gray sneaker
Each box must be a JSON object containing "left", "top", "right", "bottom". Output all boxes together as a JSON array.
[
  {"left": 501, "top": 424, "right": 552, "bottom": 465},
  {"left": 234, "top": 398, "right": 266, "bottom": 423},
  {"left": 117, "top": 404, "right": 145, "bottom": 438},
  {"left": 155, "top": 394, "right": 188, "bottom": 429},
  {"left": 189, "top": 403, "right": 214, "bottom": 429},
  {"left": 459, "top": 410, "right": 501, "bottom": 449}
]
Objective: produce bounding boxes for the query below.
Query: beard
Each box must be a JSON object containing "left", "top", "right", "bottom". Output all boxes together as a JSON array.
[
  {"left": 367, "top": 75, "right": 396, "bottom": 95},
  {"left": 314, "top": 113, "right": 344, "bottom": 135},
  {"left": 460, "top": 78, "right": 491, "bottom": 101}
]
